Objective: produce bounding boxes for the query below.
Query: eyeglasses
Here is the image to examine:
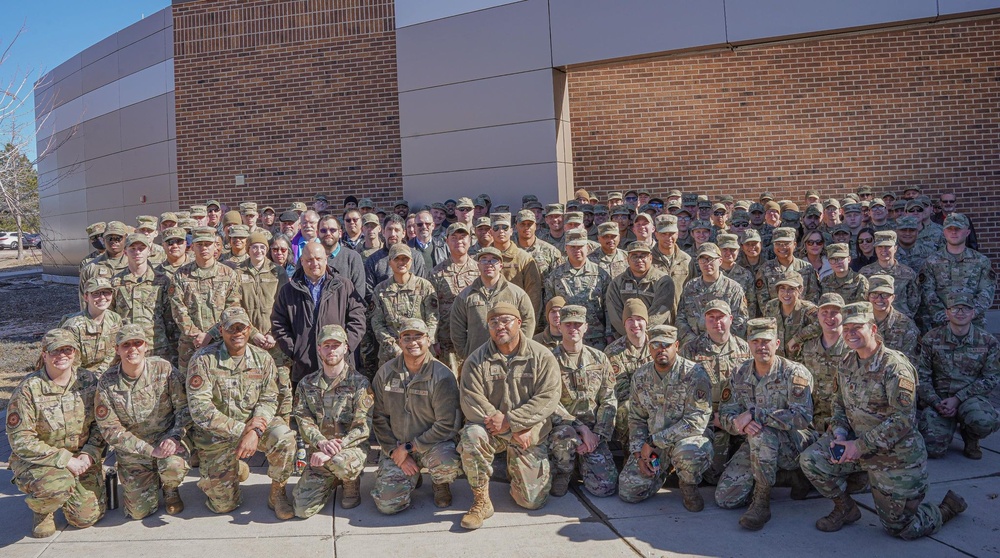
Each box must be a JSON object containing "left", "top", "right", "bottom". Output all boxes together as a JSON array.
[
  {"left": 207, "top": 207, "right": 221, "bottom": 213},
  {"left": 225, "top": 324, "right": 249, "bottom": 334},
  {"left": 488, "top": 316, "right": 517, "bottom": 329},
  {"left": 91, "top": 290, "right": 114, "bottom": 298},
  {"left": 492, "top": 225, "right": 510, "bottom": 231},
  {"left": 479, "top": 258, "right": 501, "bottom": 268},
  {"left": 869, "top": 293, "right": 892, "bottom": 299},
  {"left": 400, "top": 333, "right": 426, "bottom": 344},
  {"left": 906, "top": 208, "right": 923, "bottom": 213},
  {"left": 859, "top": 238, "right": 874, "bottom": 244},
  {"left": 106, "top": 235, "right": 124, "bottom": 242},
  {"left": 165, "top": 238, "right": 186, "bottom": 246},
  {"left": 120, "top": 339, "right": 145, "bottom": 349},
  {"left": 319, "top": 228, "right": 339, "bottom": 234},
  {"left": 805, "top": 240, "right": 824, "bottom": 246},
  {"left": 713, "top": 211, "right": 726, "bottom": 216},
  {"left": 628, "top": 253, "right": 651, "bottom": 260},
  {"left": 48, "top": 346, "right": 76, "bottom": 356},
  {"left": 949, "top": 306, "right": 973, "bottom": 314},
  {"left": 731, "top": 221, "right": 749, "bottom": 227}
]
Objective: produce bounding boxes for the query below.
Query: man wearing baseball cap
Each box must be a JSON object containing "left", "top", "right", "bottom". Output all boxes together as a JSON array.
[
  {"left": 920, "top": 212, "right": 995, "bottom": 331},
  {"left": 429, "top": 222, "right": 480, "bottom": 372},
  {"left": 867, "top": 275, "right": 919, "bottom": 361},
  {"left": 606, "top": 241, "right": 677, "bottom": 337},
  {"left": 515, "top": 208, "right": 562, "bottom": 279},
  {"left": 676, "top": 242, "right": 749, "bottom": 346}
]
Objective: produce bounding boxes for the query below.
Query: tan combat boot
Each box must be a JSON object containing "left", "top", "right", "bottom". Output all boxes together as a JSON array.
[
  {"left": 460, "top": 484, "right": 495, "bottom": 530},
  {"left": 679, "top": 483, "right": 704, "bottom": 512},
  {"left": 550, "top": 472, "right": 571, "bottom": 497},
  {"left": 341, "top": 476, "right": 361, "bottom": 509},
  {"left": 268, "top": 481, "right": 295, "bottom": 520},
  {"left": 432, "top": 482, "right": 452, "bottom": 508},
  {"left": 163, "top": 487, "right": 185, "bottom": 515},
  {"left": 939, "top": 490, "right": 968, "bottom": 524},
  {"left": 31, "top": 512, "right": 56, "bottom": 538},
  {"left": 238, "top": 460, "right": 250, "bottom": 483},
  {"left": 815, "top": 494, "right": 862, "bottom": 532},
  {"left": 962, "top": 432, "right": 982, "bottom": 460},
  {"left": 739, "top": 483, "right": 772, "bottom": 531}
]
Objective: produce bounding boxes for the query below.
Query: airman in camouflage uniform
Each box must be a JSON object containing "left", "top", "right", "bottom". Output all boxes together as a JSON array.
[
  {"left": 762, "top": 271, "right": 818, "bottom": 360},
  {"left": 95, "top": 325, "right": 191, "bottom": 519},
  {"left": 680, "top": 300, "right": 751, "bottom": 485},
  {"left": 619, "top": 325, "right": 712, "bottom": 510},
  {"left": 919, "top": 213, "right": 996, "bottom": 330},
  {"left": 719, "top": 233, "right": 757, "bottom": 318},
  {"left": 168, "top": 227, "right": 241, "bottom": 373},
  {"left": 716, "top": 318, "right": 816, "bottom": 531},
  {"left": 79, "top": 221, "right": 130, "bottom": 309},
  {"left": 917, "top": 291, "right": 1000, "bottom": 460},
  {"left": 292, "top": 325, "right": 373, "bottom": 517},
  {"left": 135, "top": 215, "right": 167, "bottom": 266},
  {"left": 544, "top": 229, "right": 612, "bottom": 349},
  {"left": 429, "top": 222, "right": 480, "bottom": 373},
  {"left": 7, "top": 329, "right": 106, "bottom": 538},
  {"left": 81, "top": 221, "right": 107, "bottom": 268},
  {"left": 649, "top": 214, "right": 692, "bottom": 307},
  {"left": 371, "top": 320, "right": 462, "bottom": 514},
  {"left": 859, "top": 231, "right": 921, "bottom": 318},
  {"left": 798, "top": 294, "right": 849, "bottom": 431},
  {"left": 458, "top": 302, "right": 562, "bottom": 529},
  {"left": 800, "top": 302, "right": 967, "bottom": 539},
  {"left": 514, "top": 209, "right": 563, "bottom": 281},
  {"left": 605, "top": 241, "right": 677, "bottom": 337},
  {"left": 755, "top": 227, "right": 821, "bottom": 311},
  {"left": 894, "top": 216, "right": 935, "bottom": 274},
  {"left": 589, "top": 221, "right": 629, "bottom": 281},
  {"left": 868, "top": 275, "right": 920, "bottom": 361},
  {"left": 154, "top": 227, "right": 191, "bottom": 366},
  {"left": 110, "top": 233, "right": 171, "bottom": 358},
  {"left": 533, "top": 296, "right": 565, "bottom": 349},
  {"left": 820, "top": 243, "right": 870, "bottom": 304},
  {"left": 605, "top": 299, "right": 652, "bottom": 446},
  {"left": 371, "top": 243, "right": 439, "bottom": 367},
  {"left": 61, "top": 277, "right": 123, "bottom": 375},
  {"left": 548, "top": 306, "right": 619, "bottom": 497},
  {"left": 492, "top": 212, "right": 544, "bottom": 321},
  {"left": 676, "top": 243, "right": 749, "bottom": 346},
  {"left": 186, "top": 307, "right": 296, "bottom": 519}
]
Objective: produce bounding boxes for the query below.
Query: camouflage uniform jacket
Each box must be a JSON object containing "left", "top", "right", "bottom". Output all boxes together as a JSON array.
[
  {"left": 110, "top": 265, "right": 170, "bottom": 354},
  {"left": 589, "top": 247, "right": 628, "bottom": 282},
  {"left": 875, "top": 308, "right": 920, "bottom": 362},
  {"left": 799, "top": 333, "right": 849, "bottom": 426},
  {"left": 450, "top": 276, "right": 536, "bottom": 360},
  {"left": 755, "top": 257, "right": 821, "bottom": 310},
  {"left": 627, "top": 357, "right": 712, "bottom": 453},
  {"left": 550, "top": 345, "right": 617, "bottom": 441},
  {"left": 763, "top": 298, "right": 818, "bottom": 358},
  {"left": 895, "top": 242, "right": 934, "bottom": 274},
  {"left": 920, "top": 247, "right": 997, "bottom": 327},
  {"left": 460, "top": 337, "right": 562, "bottom": 443},
  {"left": 219, "top": 251, "right": 249, "bottom": 269},
  {"left": 6, "top": 368, "right": 106, "bottom": 472},
  {"left": 544, "top": 260, "right": 612, "bottom": 342},
  {"left": 168, "top": 261, "right": 241, "bottom": 339},
  {"left": 916, "top": 324, "right": 1000, "bottom": 408},
  {"left": 95, "top": 357, "right": 191, "bottom": 458},
  {"left": 605, "top": 268, "right": 676, "bottom": 337},
  {"left": 81, "top": 249, "right": 104, "bottom": 269},
  {"left": 831, "top": 343, "right": 923, "bottom": 468},
  {"left": 676, "top": 275, "right": 749, "bottom": 346},
  {"left": 79, "top": 252, "right": 129, "bottom": 308},
  {"left": 820, "top": 270, "right": 870, "bottom": 304},
  {"left": 605, "top": 335, "right": 651, "bottom": 402},
  {"left": 371, "top": 274, "right": 439, "bottom": 344},
  {"left": 60, "top": 310, "right": 124, "bottom": 374},
  {"left": 520, "top": 238, "right": 563, "bottom": 279},
  {"left": 430, "top": 257, "right": 479, "bottom": 354},
  {"left": 720, "top": 356, "right": 814, "bottom": 436},
  {"left": 533, "top": 329, "right": 562, "bottom": 351},
  {"left": 859, "top": 260, "right": 921, "bottom": 317},
  {"left": 497, "top": 242, "right": 543, "bottom": 321},
  {"left": 186, "top": 343, "right": 278, "bottom": 444},
  {"left": 294, "top": 365, "right": 373, "bottom": 452},
  {"left": 536, "top": 228, "right": 565, "bottom": 252},
  {"left": 681, "top": 334, "right": 751, "bottom": 412},
  {"left": 917, "top": 222, "right": 944, "bottom": 250},
  {"left": 236, "top": 259, "right": 287, "bottom": 334},
  {"left": 372, "top": 354, "right": 461, "bottom": 452},
  {"left": 723, "top": 263, "right": 758, "bottom": 318},
  {"left": 650, "top": 244, "right": 692, "bottom": 305}
]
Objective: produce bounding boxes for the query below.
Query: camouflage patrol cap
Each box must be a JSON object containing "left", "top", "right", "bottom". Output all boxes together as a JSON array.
[
  {"left": 223, "top": 210, "right": 242, "bottom": 226},
  {"left": 690, "top": 219, "right": 712, "bottom": 232},
  {"left": 474, "top": 217, "right": 492, "bottom": 229},
  {"left": 626, "top": 241, "right": 652, "bottom": 254},
  {"left": 882, "top": 191, "right": 897, "bottom": 200},
  {"left": 545, "top": 296, "right": 567, "bottom": 316},
  {"left": 697, "top": 242, "right": 722, "bottom": 259},
  {"left": 869, "top": 198, "right": 885, "bottom": 208},
  {"left": 398, "top": 318, "right": 430, "bottom": 336},
  {"left": 446, "top": 222, "right": 470, "bottom": 236},
  {"left": 206, "top": 200, "right": 222, "bottom": 209},
  {"left": 87, "top": 222, "right": 107, "bottom": 237},
  {"left": 873, "top": 231, "right": 896, "bottom": 247},
  {"left": 565, "top": 229, "right": 589, "bottom": 247},
  {"left": 475, "top": 246, "right": 502, "bottom": 260},
  {"left": 612, "top": 206, "right": 633, "bottom": 217},
  {"left": 318, "top": 324, "right": 348, "bottom": 344},
  {"left": 622, "top": 298, "right": 648, "bottom": 321},
  {"left": 104, "top": 221, "right": 128, "bottom": 237},
  {"left": 648, "top": 324, "right": 678, "bottom": 345},
  {"left": 805, "top": 189, "right": 821, "bottom": 199},
  {"left": 749, "top": 202, "right": 765, "bottom": 213},
  {"left": 712, "top": 202, "right": 727, "bottom": 213},
  {"left": 494, "top": 204, "right": 511, "bottom": 213},
  {"left": 160, "top": 212, "right": 178, "bottom": 224},
  {"left": 841, "top": 302, "right": 875, "bottom": 324},
  {"left": 633, "top": 210, "right": 653, "bottom": 223},
  {"left": 818, "top": 292, "right": 846, "bottom": 308},
  {"left": 564, "top": 211, "right": 584, "bottom": 225},
  {"left": 703, "top": 299, "right": 731, "bottom": 316},
  {"left": 566, "top": 200, "right": 581, "bottom": 212},
  {"left": 804, "top": 204, "right": 822, "bottom": 217},
  {"left": 314, "top": 193, "right": 328, "bottom": 202},
  {"left": 667, "top": 189, "right": 683, "bottom": 199},
  {"left": 388, "top": 243, "right": 412, "bottom": 260},
  {"left": 192, "top": 226, "right": 218, "bottom": 243},
  {"left": 831, "top": 224, "right": 851, "bottom": 236},
  {"left": 892, "top": 200, "right": 907, "bottom": 212},
  {"left": 655, "top": 214, "right": 679, "bottom": 233},
  {"left": 943, "top": 213, "right": 970, "bottom": 229},
  {"left": 774, "top": 271, "right": 804, "bottom": 288},
  {"left": 781, "top": 209, "right": 800, "bottom": 221},
  {"left": 581, "top": 204, "right": 595, "bottom": 215},
  {"left": 666, "top": 199, "right": 682, "bottom": 211},
  {"left": 190, "top": 205, "right": 208, "bottom": 218},
  {"left": 868, "top": 274, "right": 895, "bottom": 295},
  {"left": 228, "top": 225, "right": 250, "bottom": 238},
  {"left": 358, "top": 198, "right": 375, "bottom": 209},
  {"left": 759, "top": 192, "right": 775, "bottom": 202},
  {"left": 823, "top": 198, "right": 841, "bottom": 209},
  {"left": 772, "top": 227, "right": 796, "bottom": 242},
  {"left": 124, "top": 232, "right": 152, "bottom": 248},
  {"left": 741, "top": 229, "right": 761, "bottom": 244},
  {"left": 734, "top": 200, "right": 752, "bottom": 211},
  {"left": 746, "top": 317, "right": 778, "bottom": 341},
  {"left": 857, "top": 185, "right": 872, "bottom": 196},
  {"left": 559, "top": 305, "right": 588, "bottom": 324},
  {"left": 239, "top": 202, "right": 258, "bottom": 215},
  {"left": 261, "top": 206, "right": 275, "bottom": 214},
  {"left": 902, "top": 185, "right": 923, "bottom": 195},
  {"left": 162, "top": 227, "right": 186, "bottom": 242},
  {"left": 607, "top": 192, "right": 624, "bottom": 201},
  {"left": 361, "top": 213, "right": 380, "bottom": 227},
  {"left": 393, "top": 199, "right": 410, "bottom": 210},
  {"left": 43, "top": 328, "right": 78, "bottom": 353},
  {"left": 491, "top": 212, "right": 512, "bottom": 226},
  {"left": 945, "top": 289, "right": 975, "bottom": 309},
  {"left": 456, "top": 197, "right": 475, "bottom": 210},
  {"left": 487, "top": 301, "right": 521, "bottom": 321},
  {"left": 598, "top": 222, "right": 619, "bottom": 237},
  {"left": 179, "top": 219, "right": 197, "bottom": 231},
  {"left": 84, "top": 276, "right": 113, "bottom": 294},
  {"left": 717, "top": 233, "right": 740, "bottom": 250},
  {"left": 115, "top": 323, "right": 148, "bottom": 346},
  {"left": 825, "top": 243, "right": 850, "bottom": 259},
  {"left": 290, "top": 202, "right": 308, "bottom": 213},
  {"left": 475, "top": 194, "right": 492, "bottom": 207},
  {"left": 515, "top": 209, "right": 536, "bottom": 224},
  {"left": 136, "top": 215, "right": 158, "bottom": 230},
  {"left": 220, "top": 306, "right": 251, "bottom": 329},
  {"left": 521, "top": 194, "right": 539, "bottom": 205},
  {"left": 697, "top": 199, "right": 711, "bottom": 209},
  {"left": 175, "top": 211, "right": 192, "bottom": 220},
  {"left": 526, "top": 201, "right": 544, "bottom": 210},
  {"left": 896, "top": 216, "right": 920, "bottom": 230}
]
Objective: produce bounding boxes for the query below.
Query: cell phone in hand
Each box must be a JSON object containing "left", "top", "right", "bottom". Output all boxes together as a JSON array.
[
  {"left": 831, "top": 443, "right": 845, "bottom": 461},
  {"left": 650, "top": 452, "right": 661, "bottom": 474}
]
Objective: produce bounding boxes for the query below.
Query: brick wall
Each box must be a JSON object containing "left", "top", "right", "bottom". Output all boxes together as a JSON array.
[
  {"left": 172, "top": 0, "right": 402, "bottom": 212},
  {"left": 569, "top": 17, "right": 1000, "bottom": 271}
]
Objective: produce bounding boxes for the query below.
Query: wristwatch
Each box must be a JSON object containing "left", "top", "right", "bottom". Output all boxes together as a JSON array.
[
  {"left": 252, "top": 427, "right": 264, "bottom": 438},
  {"left": 404, "top": 441, "right": 414, "bottom": 453}
]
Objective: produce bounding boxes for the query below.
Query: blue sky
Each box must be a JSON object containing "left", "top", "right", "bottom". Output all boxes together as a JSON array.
[{"left": 1, "top": 1, "right": 170, "bottom": 160}]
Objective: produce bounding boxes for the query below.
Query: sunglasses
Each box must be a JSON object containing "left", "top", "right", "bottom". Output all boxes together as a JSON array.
[
  {"left": 805, "top": 240, "right": 824, "bottom": 246},
  {"left": 731, "top": 221, "right": 749, "bottom": 227},
  {"left": 713, "top": 211, "right": 726, "bottom": 216},
  {"left": 859, "top": 238, "right": 874, "bottom": 244},
  {"left": 492, "top": 225, "right": 510, "bottom": 231},
  {"left": 906, "top": 208, "right": 923, "bottom": 213}
]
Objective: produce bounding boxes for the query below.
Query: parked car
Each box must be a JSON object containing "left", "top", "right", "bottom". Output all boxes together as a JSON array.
[
  {"left": 21, "top": 233, "right": 41, "bottom": 249},
  {"left": 0, "top": 231, "right": 19, "bottom": 249}
]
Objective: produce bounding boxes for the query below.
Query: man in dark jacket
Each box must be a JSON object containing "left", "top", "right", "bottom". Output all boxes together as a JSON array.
[{"left": 272, "top": 242, "right": 366, "bottom": 383}]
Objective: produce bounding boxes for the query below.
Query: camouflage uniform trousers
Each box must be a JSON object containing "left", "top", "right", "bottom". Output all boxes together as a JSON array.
[
  {"left": 269, "top": 346, "right": 293, "bottom": 422},
  {"left": 371, "top": 441, "right": 462, "bottom": 514},
  {"left": 618, "top": 435, "right": 711, "bottom": 503},
  {"left": 195, "top": 418, "right": 295, "bottom": 514},
  {"left": 176, "top": 335, "right": 200, "bottom": 375},
  {"left": 13, "top": 463, "right": 105, "bottom": 527},
  {"left": 919, "top": 396, "right": 1000, "bottom": 456},
  {"left": 706, "top": 427, "right": 743, "bottom": 486},
  {"left": 292, "top": 446, "right": 367, "bottom": 518},
  {"left": 800, "top": 433, "right": 943, "bottom": 540},
  {"left": 548, "top": 425, "right": 618, "bottom": 497},
  {"left": 458, "top": 424, "right": 552, "bottom": 510},
  {"left": 613, "top": 402, "right": 631, "bottom": 448},
  {"left": 116, "top": 447, "right": 191, "bottom": 519},
  {"left": 714, "top": 427, "right": 816, "bottom": 508}
]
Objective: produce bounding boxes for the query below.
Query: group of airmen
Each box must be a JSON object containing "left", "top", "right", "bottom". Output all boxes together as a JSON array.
[{"left": 6, "top": 185, "right": 997, "bottom": 542}]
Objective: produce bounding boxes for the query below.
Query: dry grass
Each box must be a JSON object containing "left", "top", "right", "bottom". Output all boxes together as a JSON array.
[{"left": 0, "top": 247, "right": 42, "bottom": 272}]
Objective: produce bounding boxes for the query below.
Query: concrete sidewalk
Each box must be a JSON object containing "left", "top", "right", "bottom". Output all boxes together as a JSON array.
[{"left": 1, "top": 418, "right": 998, "bottom": 558}]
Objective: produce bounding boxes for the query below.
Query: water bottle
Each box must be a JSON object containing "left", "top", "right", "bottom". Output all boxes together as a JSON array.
[{"left": 294, "top": 437, "right": 307, "bottom": 475}]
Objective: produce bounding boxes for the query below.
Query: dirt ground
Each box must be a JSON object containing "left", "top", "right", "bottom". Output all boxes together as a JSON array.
[
  {"left": 0, "top": 275, "right": 77, "bottom": 410},
  {"left": 0, "top": 246, "right": 42, "bottom": 272}
]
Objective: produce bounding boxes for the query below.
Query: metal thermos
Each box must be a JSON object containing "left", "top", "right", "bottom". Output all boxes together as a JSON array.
[{"left": 105, "top": 467, "right": 119, "bottom": 510}]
